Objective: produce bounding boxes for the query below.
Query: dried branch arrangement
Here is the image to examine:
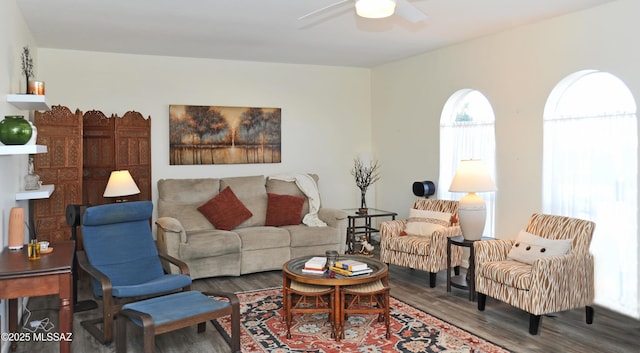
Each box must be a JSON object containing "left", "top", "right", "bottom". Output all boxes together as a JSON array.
[{"left": 351, "top": 158, "right": 381, "bottom": 191}]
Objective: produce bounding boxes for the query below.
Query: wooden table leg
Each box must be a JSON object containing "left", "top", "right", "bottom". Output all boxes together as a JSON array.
[
  {"left": 58, "top": 273, "right": 74, "bottom": 353},
  {"left": 334, "top": 285, "right": 341, "bottom": 341},
  {"left": 9, "top": 298, "right": 18, "bottom": 352}
]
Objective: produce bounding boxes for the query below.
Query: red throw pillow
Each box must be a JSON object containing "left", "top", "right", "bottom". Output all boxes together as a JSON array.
[
  {"left": 265, "top": 193, "right": 305, "bottom": 226},
  {"left": 197, "top": 187, "right": 252, "bottom": 231}
]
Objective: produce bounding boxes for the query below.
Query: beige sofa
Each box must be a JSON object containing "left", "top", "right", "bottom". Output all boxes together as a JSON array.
[{"left": 155, "top": 174, "right": 347, "bottom": 279}]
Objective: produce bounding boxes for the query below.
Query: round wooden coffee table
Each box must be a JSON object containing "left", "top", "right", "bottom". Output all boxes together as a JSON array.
[{"left": 282, "top": 255, "right": 388, "bottom": 339}]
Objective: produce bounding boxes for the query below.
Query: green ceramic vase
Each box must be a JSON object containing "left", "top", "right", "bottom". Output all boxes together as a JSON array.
[{"left": 0, "top": 115, "right": 33, "bottom": 145}]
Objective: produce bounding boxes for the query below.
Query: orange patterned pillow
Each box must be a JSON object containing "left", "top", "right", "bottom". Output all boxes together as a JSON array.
[{"left": 197, "top": 187, "right": 252, "bottom": 230}]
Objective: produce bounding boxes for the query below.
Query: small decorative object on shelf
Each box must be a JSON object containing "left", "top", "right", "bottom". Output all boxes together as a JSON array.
[
  {"left": 351, "top": 157, "right": 381, "bottom": 214},
  {"left": 359, "top": 235, "right": 375, "bottom": 256},
  {"left": 28, "top": 81, "right": 45, "bottom": 95},
  {"left": 24, "top": 156, "right": 41, "bottom": 190},
  {"left": 21, "top": 46, "right": 34, "bottom": 95},
  {"left": 0, "top": 115, "right": 33, "bottom": 145}
]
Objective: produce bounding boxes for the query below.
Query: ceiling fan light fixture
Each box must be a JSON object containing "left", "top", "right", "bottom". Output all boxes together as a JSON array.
[{"left": 355, "top": 0, "right": 396, "bottom": 19}]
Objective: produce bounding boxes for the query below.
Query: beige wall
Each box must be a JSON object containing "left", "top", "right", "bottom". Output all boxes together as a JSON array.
[
  {"left": 372, "top": 0, "right": 640, "bottom": 232},
  {"left": 36, "top": 50, "right": 373, "bottom": 211},
  {"left": 371, "top": 0, "right": 639, "bottom": 318}
]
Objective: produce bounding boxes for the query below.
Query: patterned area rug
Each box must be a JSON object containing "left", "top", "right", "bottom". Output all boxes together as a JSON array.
[{"left": 214, "top": 288, "right": 511, "bottom": 353}]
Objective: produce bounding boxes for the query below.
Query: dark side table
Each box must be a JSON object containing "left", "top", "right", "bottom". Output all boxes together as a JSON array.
[
  {"left": 447, "top": 235, "right": 492, "bottom": 301},
  {"left": 343, "top": 208, "right": 397, "bottom": 254}
]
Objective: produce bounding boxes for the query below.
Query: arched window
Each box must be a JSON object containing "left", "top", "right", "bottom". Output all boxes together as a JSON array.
[
  {"left": 544, "top": 70, "right": 638, "bottom": 318},
  {"left": 439, "top": 89, "right": 496, "bottom": 236}
]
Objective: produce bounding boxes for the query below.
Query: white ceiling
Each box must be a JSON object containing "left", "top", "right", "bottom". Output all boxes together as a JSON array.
[{"left": 16, "top": 0, "right": 615, "bottom": 68}]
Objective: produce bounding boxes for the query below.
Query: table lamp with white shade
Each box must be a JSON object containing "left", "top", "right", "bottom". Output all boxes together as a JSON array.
[
  {"left": 103, "top": 170, "right": 140, "bottom": 202},
  {"left": 448, "top": 160, "right": 496, "bottom": 240}
]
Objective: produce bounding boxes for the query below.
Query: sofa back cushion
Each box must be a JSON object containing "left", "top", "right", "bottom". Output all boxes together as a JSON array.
[
  {"left": 265, "top": 174, "right": 319, "bottom": 215},
  {"left": 158, "top": 178, "right": 221, "bottom": 232},
  {"left": 220, "top": 175, "right": 268, "bottom": 228}
]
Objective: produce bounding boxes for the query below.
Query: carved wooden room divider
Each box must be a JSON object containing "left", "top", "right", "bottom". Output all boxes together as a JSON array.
[
  {"left": 34, "top": 106, "right": 151, "bottom": 243},
  {"left": 83, "top": 110, "right": 151, "bottom": 206}
]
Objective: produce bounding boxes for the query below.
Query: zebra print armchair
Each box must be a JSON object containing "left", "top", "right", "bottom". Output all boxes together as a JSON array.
[
  {"left": 380, "top": 199, "right": 463, "bottom": 287},
  {"left": 474, "top": 213, "right": 595, "bottom": 334}
]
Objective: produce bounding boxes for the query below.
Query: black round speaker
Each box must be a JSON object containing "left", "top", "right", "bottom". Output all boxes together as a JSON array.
[{"left": 412, "top": 181, "right": 435, "bottom": 197}]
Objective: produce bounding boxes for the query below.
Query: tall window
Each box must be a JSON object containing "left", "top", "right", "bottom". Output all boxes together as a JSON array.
[
  {"left": 439, "top": 89, "right": 496, "bottom": 236},
  {"left": 543, "top": 70, "right": 638, "bottom": 318}
]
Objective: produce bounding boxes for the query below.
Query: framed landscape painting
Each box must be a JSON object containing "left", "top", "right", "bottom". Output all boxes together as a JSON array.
[{"left": 169, "top": 105, "right": 281, "bottom": 165}]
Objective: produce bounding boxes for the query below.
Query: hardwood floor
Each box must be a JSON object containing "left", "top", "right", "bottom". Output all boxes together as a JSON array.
[{"left": 13, "top": 261, "right": 639, "bottom": 353}]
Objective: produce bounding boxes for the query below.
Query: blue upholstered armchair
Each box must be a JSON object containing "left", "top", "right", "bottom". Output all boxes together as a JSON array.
[{"left": 78, "top": 201, "right": 192, "bottom": 344}]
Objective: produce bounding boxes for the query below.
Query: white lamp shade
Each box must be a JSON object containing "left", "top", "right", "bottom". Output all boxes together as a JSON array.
[
  {"left": 103, "top": 170, "right": 140, "bottom": 197},
  {"left": 449, "top": 160, "right": 496, "bottom": 240},
  {"left": 355, "top": 0, "right": 396, "bottom": 19},
  {"left": 448, "top": 159, "right": 496, "bottom": 193}
]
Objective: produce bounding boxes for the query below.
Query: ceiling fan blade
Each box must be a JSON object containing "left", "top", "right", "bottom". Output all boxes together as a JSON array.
[
  {"left": 298, "top": 0, "right": 352, "bottom": 20},
  {"left": 394, "top": 0, "right": 428, "bottom": 23}
]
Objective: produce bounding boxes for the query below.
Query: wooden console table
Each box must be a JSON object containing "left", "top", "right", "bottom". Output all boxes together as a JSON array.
[{"left": 0, "top": 241, "right": 75, "bottom": 353}]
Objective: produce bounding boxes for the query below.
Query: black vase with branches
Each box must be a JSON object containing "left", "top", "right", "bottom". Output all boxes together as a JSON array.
[{"left": 351, "top": 158, "right": 381, "bottom": 214}]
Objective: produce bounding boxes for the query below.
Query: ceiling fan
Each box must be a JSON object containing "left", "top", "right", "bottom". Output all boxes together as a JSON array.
[{"left": 299, "top": 0, "right": 428, "bottom": 23}]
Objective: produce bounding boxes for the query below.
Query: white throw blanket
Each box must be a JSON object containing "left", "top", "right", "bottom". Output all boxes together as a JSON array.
[{"left": 268, "top": 173, "right": 327, "bottom": 227}]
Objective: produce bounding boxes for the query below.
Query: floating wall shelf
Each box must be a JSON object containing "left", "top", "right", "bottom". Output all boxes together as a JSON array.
[
  {"left": 6, "top": 94, "right": 50, "bottom": 111},
  {"left": 0, "top": 145, "right": 47, "bottom": 155},
  {"left": 16, "top": 184, "right": 55, "bottom": 200}
]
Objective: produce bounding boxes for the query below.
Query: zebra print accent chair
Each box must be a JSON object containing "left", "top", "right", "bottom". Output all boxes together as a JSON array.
[
  {"left": 379, "top": 199, "right": 463, "bottom": 287},
  {"left": 474, "top": 213, "right": 595, "bottom": 335}
]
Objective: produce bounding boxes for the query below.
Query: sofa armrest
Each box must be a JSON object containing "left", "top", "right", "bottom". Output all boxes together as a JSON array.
[
  {"left": 317, "top": 207, "right": 347, "bottom": 228},
  {"left": 155, "top": 217, "right": 187, "bottom": 271},
  {"left": 474, "top": 238, "right": 514, "bottom": 264},
  {"left": 318, "top": 208, "right": 348, "bottom": 253}
]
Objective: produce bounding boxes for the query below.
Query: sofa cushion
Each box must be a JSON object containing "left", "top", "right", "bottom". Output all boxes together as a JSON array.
[
  {"left": 197, "top": 187, "right": 252, "bottom": 231},
  {"left": 507, "top": 230, "right": 572, "bottom": 265},
  {"left": 286, "top": 224, "right": 341, "bottom": 248},
  {"left": 235, "top": 226, "right": 291, "bottom": 251},
  {"left": 158, "top": 178, "right": 222, "bottom": 232},
  {"left": 179, "top": 230, "right": 241, "bottom": 260},
  {"left": 265, "top": 193, "right": 305, "bottom": 226},
  {"left": 220, "top": 175, "right": 267, "bottom": 228}
]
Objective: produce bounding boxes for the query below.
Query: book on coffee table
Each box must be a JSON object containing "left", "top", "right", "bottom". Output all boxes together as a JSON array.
[
  {"left": 335, "top": 259, "right": 368, "bottom": 272},
  {"left": 329, "top": 266, "right": 372, "bottom": 277},
  {"left": 303, "top": 256, "right": 327, "bottom": 273}
]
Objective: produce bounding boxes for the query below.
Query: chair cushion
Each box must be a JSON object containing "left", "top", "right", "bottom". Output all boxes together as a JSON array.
[
  {"left": 507, "top": 230, "right": 572, "bottom": 265},
  {"left": 476, "top": 260, "right": 533, "bottom": 290},
  {"left": 122, "top": 291, "right": 229, "bottom": 327},
  {"left": 386, "top": 234, "right": 432, "bottom": 255},
  {"left": 265, "top": 193, "right": 305, "bottom": 226},
  {"left": 198, "top": 186, "right": 252, "bottom": 231},
  {"left": 111, "top": 274, "right": 192, "bottom": 298}
]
